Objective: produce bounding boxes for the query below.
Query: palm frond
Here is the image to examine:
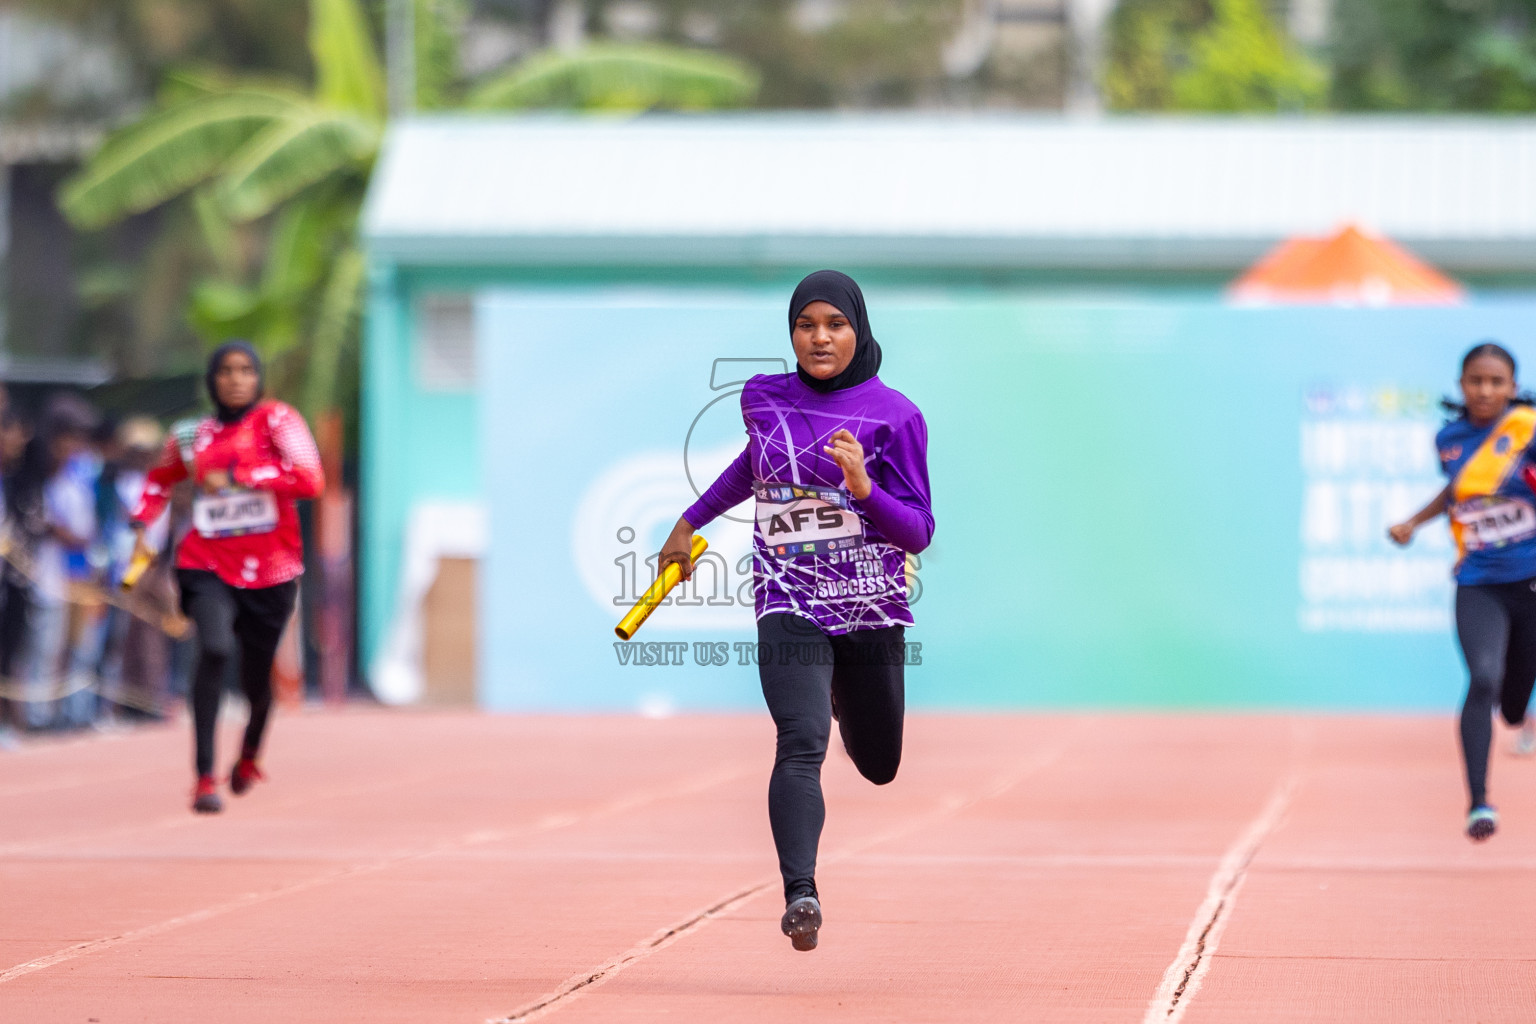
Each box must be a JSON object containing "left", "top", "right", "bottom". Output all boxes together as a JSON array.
[
  {"left": 301, "top": 246, "right": 366, "bottom": 419},
  {"left": 259, "top": 195, "right": 336, "bottom": 301},
  {"left": 60, "top": 88, "right": 306, "bottom": 229},
  {"left": 215, "top": 108, "right": 379, "bottom": 221},
  {"left": 467, "top": 43, "right": 759, "bottom": 111},
  {"left": 190, "top": 187, "right": 242, "bottom": 278},
  {"left": 310, "top": 0, "right": 387, "bottom": 117},
  {"left": 187, "top": 279, "right": 267, "bottom": 338},
  {"left": 157, "top": 65, "right": 237, "bottom": 106}
]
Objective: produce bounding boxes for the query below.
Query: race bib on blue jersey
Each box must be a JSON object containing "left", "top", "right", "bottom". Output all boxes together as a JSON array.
[
  {"left": 754, "top": 480, "right": 864, "bottom": 558},
  {"left": 1452, "top": 495, "right": 1536, "bottom": 552},
  {"left": 193, "top": 489, "right": 279, "bottom": 539}
]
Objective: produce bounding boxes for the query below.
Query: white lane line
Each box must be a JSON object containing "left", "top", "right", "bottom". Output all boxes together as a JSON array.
[
  {"left": 0, "top": 755, "right": 528, "bottom": 857},
  {"left": 0, "top": 734, "right": 690, "bottom": 857},
  {"left": 491, "top": 721, "right": 1087, "bottom": 1024},
  {"left": 0, "top": 761, "right": 756, "bottom": 984},
  {"left": 0, "top": 765, "right": 167, "bottom": 800},
  {"left": 1141, "top": 769, "right": 1301, "bottom": 1024},
  {"left": 489, "top": 881, "right": 780, "bottom": 1024}
]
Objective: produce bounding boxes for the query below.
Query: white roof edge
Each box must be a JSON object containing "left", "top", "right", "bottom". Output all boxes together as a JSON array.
[{"left": 363, "top": 115, "right": 1536, "bottom": 271}]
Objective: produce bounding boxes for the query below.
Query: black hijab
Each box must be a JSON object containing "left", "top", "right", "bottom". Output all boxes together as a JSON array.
[
  {"left": 788, "top": 270, "right": 883, "bottom": 394},
  {"left": 206, "top": 340, "right": 265, "bottom": 423}
]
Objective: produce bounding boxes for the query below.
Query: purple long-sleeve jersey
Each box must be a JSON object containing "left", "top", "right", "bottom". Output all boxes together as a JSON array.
[{"left": 684, "top": 372, "right": 933, "bottom": 634}]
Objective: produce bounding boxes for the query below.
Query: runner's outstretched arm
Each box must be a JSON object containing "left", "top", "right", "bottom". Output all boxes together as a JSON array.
[
  {"left": 1388, "top": 484, "right": 1451, "bottom": 546},
  {"left": 661, "top": 447, "right": 753, "bottom": 581}
]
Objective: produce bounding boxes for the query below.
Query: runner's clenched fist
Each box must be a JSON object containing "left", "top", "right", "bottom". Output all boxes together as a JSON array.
[{"left": 823, "top": 429, "right": 872, "bottom": 499}]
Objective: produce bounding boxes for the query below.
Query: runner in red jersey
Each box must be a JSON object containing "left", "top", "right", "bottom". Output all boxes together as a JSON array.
[{"left": 131, "top": 342, "right": 323, "bottom": 813}]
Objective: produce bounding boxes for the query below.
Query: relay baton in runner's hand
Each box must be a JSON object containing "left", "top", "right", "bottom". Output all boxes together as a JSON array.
[
  {"left": 120, "top": 541, "right": 155, "bottom": 592},
  {"left": 615, "top": 535, "right": 708, "bottom": 640}
]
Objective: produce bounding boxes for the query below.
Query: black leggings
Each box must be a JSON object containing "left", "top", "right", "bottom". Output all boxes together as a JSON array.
[
  {"left": 757, "top": 612, "right": 906, "bottom": 903},
  {"left": 1455, "top": 578, "right": 1536, "bottom": 809},
  {"left": 0, "top": 575, "right": 29, "bottom": 730},
  {"left": 178, "top": 570, "right": 297, "bottom": 777}
]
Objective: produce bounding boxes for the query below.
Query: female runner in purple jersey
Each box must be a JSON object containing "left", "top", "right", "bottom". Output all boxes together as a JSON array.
[{"left": 659, "top": 270, "right": 935, "bottom": 951}]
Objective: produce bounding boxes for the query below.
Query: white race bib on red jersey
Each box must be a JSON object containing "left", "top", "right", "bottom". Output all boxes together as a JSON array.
[{"left": 193, "top": 489, "right": 278, "bottom": 539}]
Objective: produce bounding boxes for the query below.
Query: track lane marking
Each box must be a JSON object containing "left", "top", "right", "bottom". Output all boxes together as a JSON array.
[
  {"left": 0, "top": 760, "right": 757, "bottom": 984},
  {"left": 491, "top": 719, "right": 1088, "bottom": 1024},
  {"left": 1142, "top": 724, "right": 1309, "bottom": 1024},
  {"left": 0, "top": 735, "right": 687, "bottom": 856}
]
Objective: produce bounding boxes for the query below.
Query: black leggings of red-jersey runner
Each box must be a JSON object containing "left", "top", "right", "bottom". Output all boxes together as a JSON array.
[
  {"left": 1455, "top": 578, "right": 1536, "bottom": 810},
  {"left": 178, "top": 570, "right": 297, "bottom": 777},
  {"left": 758, "top": 612, "right": 906, "bottom": 903}
]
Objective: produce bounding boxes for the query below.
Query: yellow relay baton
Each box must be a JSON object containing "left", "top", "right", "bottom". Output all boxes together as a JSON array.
[
  {"left": 120, "top": 542, "right": 155, "bottom": 592},
  {"left": 615, "top": 534, "right": 708, "bottom": 640}
]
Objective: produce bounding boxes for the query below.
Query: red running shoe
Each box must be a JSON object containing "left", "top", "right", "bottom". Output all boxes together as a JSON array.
[
  {"left": 229, "top": 756, "right": 265, "bottom": 796},
  {"left": 192, "top": 775, "right": 223, "bottom": 814}
]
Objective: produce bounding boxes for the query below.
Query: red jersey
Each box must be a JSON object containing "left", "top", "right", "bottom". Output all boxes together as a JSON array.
[{"left": 133, "top": 400, "right": 324, "bottom": 589}]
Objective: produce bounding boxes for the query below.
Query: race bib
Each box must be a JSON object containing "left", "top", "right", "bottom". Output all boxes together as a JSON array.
[
  {"left": 754, "top": 480, "right": 864, "bottom": 558},
  {"left": 193, "top": 489, "right": 279, "bottom": 539},
  {"left": 1453, "top": 496, "right": 1536, "bottom": 551}
]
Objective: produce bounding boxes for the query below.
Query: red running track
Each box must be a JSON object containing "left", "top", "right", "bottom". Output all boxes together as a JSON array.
[{"left": 2, "top": 709, "right": 1534, "bottom": 1022}]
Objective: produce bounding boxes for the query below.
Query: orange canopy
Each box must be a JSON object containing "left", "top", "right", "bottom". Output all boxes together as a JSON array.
[{"left": 1228, "top": 224, "right": 1464, "bottom": 306}]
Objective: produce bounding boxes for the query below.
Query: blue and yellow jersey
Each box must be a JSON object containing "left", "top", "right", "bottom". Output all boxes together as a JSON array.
[{"left": 1439, "top": 405, "right": 1536, "bottom": 585}]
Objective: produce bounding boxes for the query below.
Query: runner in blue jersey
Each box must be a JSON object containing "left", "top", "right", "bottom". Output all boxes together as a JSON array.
[
  {"left": 1390, "top": 342, "right": 1536, "bottom": 841},
  {"left": 659, "top": 271, "right": 934, "bottom": 950}
]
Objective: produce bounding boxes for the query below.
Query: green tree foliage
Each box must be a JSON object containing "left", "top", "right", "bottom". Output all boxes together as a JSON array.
[
  {"left": 1103, "top": 0, "right": 1213, "bottom": 109},
  {"left": 1330, "top": 0, "right": 1536, "bottom": 109},
  {"left": 18, "top": 0, "right": 312, "bottom": 105},
  {"left": 413, "top": 0, "right": 470, "bottom": 110},
  {"left": 10, "top": 0, "right": 317, "bottom": 369},
  {"left": 1173, "top": 0, "right": 1327, "bottom": 109},
  {"left": 490, "top": 0, "right": 965, "bottom": 108},
  {"left": 59, "top": 0, "right": 386, "bottom": 418},
  {"left": 706, "top": 0, "right": 962, "bottom": 107},
  {"left": 57, "top": 0, "right": 756, "bottom": 417},
  {"left": 467, "top": 42, "right": 757, "bottom": 110},
  {"left": 1104, "top": 0, "right": 1326, "bottom": 110}
]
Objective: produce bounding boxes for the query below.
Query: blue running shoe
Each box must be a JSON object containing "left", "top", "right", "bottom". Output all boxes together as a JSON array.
[
  {"left": 781, "top": 895, "right": 822, "bottom": 951},
  {"left": 1467, "top": 805, "right": 1499, "bottom": 842},
  {"left": 1515, "top": 723, "right": 1536, "bottom": 758}
]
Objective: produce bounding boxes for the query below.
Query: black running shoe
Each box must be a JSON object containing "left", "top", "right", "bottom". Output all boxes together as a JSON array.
[
  {"left": 230, "top": 756, "right": 264, "bottom": 796},
  {"left": 1467, "top": 805, "right": 1498, "bottom": 842},
  {"left": 781, "top": 895, "right": 822, "bottom": 952}
]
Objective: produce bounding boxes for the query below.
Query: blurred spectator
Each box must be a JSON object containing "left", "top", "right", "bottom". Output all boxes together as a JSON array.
[
  {"left": 0, "top": 395, "right": 246, "bottom": 741},
  {"left": 0, "top": 396, "right": 27, "bottom": 748},
  {"left": 6, "top": 394, "right": 100, "bottom": 730},
  {"left": 96, "top": 417, "right": 174, "bottom": 720}
]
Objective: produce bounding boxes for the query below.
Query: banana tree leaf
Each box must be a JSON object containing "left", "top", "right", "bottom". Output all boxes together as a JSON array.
[
  {"left": 215, "top": 109, "right": 379, "bottom": 222},
  {"left": 157, "top": 66, "right": 237, "bottom": 106},
  {"left": 260, "top": 192, "right": 356, "bottom": 301},
  {"left": 310, "top": 0, "right": 387, "bottom": 118},
  {"left": 188, "top": 279, "right": 268, "bottom": 336},
  {"left": 254, "top": 315, "right": 308, "bottom": 359},
  {"left": 261, "top": 202, "right": 328, "bottom": 301},
  {"left": 191, "top": 187, "right": 242, "bottom": 278},
  {"left": 301, "top": 246, "right": 365, "bottom": 419},
  {"left": 60, "top": 88, "right": 306, "bottom": 229},
  {"left": 467, "top": 43, "right": 758, "bottom": 111}
]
